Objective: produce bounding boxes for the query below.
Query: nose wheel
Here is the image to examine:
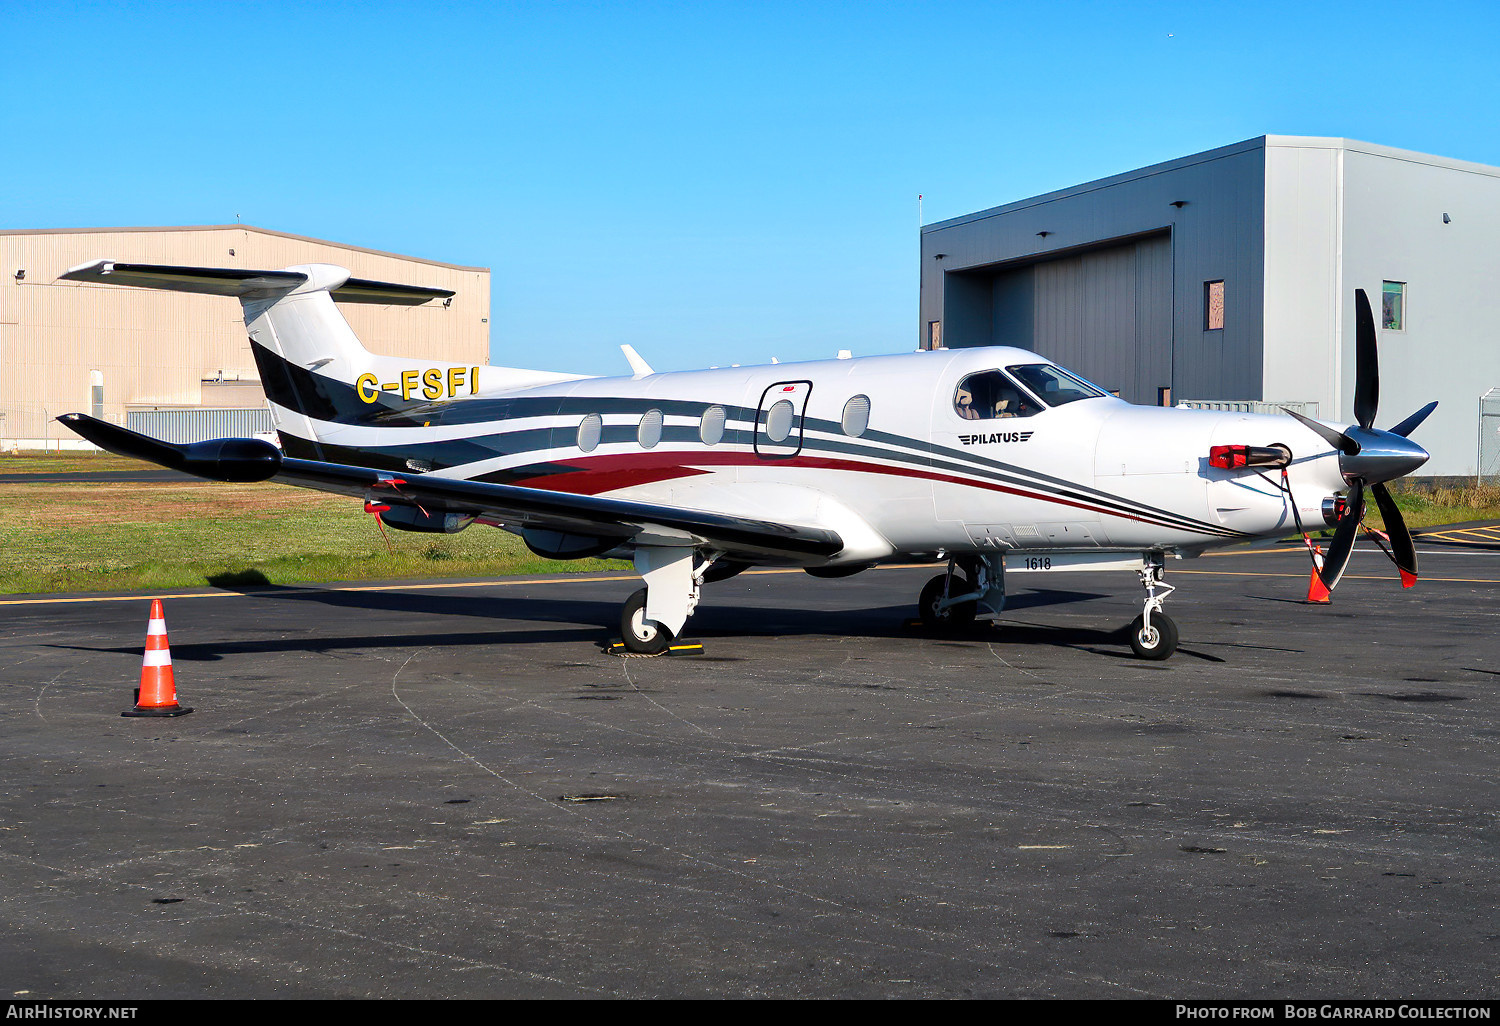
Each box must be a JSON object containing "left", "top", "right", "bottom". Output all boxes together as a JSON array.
[{"left": 1127, "top": 610, "right": 1178, "bottom": 660}]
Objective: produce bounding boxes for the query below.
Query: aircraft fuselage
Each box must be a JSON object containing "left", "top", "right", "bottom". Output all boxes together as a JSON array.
[{"left": 326, "top": 347, "right": 1347, "bottom": 565}]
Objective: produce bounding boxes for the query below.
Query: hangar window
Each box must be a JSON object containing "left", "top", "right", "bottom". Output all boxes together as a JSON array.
[
  {"left": 765, "top": 399, "right": 796, "bottom": 442},
  {"left": 577, "top": 413, "right": 602, "bottom": 452},
  {"left": 841, "top": 395, "right": 871, "bottom": 437},
  {"left": 1382, "top": 281, "right": 1406, "bottom": 331},
  {"left": 699, "top": 405, "right": 726, "bottom": 445},
  {"left": 1205, "top": 280, "right": 1225, "bottom": 331},
  {"left": 638, "top": 409, "right": 664, "bottom": 449},
  {"left": 954, "top": 371, "right": 1038, "bottom": 420}
]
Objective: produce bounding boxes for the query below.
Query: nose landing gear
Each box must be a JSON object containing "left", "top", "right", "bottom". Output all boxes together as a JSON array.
[{"left": 1128, "top": 555, "right": 1178, "bottom": 660}]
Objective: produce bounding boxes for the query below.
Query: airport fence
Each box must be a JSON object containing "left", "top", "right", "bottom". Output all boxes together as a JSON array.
[
  {"left": 1175, "top": 399, "right": 1321, "bottom": 417},
  {"left": 1479, "top": 389, "right": 1500, "bottom": 485}
]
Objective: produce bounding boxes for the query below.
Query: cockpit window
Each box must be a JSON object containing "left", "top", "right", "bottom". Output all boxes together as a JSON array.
[
  {"left": 1006, "top": 364, "right": 1108, "bottom": 407},
  {"left": 954, "top": 371, "right": 1039, "bottom": 420}
]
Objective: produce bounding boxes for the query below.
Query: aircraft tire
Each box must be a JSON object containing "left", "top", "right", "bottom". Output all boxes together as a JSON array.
[
  {"left": 1128, "top": 611, "right": 1178, "bottom": 660},
  {"left": 619, "top": 588, "right": 673, "bottom": 655},
  {"left": 918, "top": 574, "right": 977, "bottom": 630}
]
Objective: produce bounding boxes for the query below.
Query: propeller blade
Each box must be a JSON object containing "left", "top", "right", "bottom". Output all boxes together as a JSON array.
[
  {"left": 1284, "top": 407, "right": 1357, "bottom": 454},
  {"left": 1353, "top": 289, "right": 1379, "bottom": 431},
  {"left": 1370, "top": 482, "right": 1418, "bottom": 587},
  {"left": 1319, "top": 483, "right": 1364, "bottom": 591},
  {"left": 1389, "top": 401, "right": 1438, "bottom": 439}
]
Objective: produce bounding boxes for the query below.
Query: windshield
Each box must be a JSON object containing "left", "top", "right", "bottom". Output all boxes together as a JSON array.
[{"left": 1006, "top": 364, "right": 1109, "bottom": 407}]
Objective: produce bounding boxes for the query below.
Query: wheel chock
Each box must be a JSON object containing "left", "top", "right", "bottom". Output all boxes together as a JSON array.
[{"left": 605, "top": 639, "right": 705, "bottom": 658}]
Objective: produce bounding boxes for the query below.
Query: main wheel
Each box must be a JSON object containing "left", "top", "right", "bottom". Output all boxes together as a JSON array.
[
  {"left": 619, "top": 588, "right": 673, "bottom": 655},
  {"left": 918, "top": 574, "right": 977, "bottom": 629},
  {"left": 1128, "top": 611, "right": 1179, "bottom": 660}
]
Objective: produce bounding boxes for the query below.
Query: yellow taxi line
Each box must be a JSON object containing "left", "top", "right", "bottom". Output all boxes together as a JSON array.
[
  {"left": 1175, "top": 569, "right": 1500, "bottom": 583},
  {"left": 4, "top": 556, "right": 1498, "bottom": 609},
  {"left": 0, "top": 567, "right": 830, "bottom": 607}
]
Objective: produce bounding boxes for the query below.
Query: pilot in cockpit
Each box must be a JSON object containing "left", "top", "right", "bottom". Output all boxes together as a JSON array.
[
  {"left": 955, "top": 386, "right": 980, "bottom": 419},
  {"left": 992, "top": 383, "right": 1023, "bottom": 418},
  {"left": 955, "top": 371, "right": 1035, "bottom": 421}
]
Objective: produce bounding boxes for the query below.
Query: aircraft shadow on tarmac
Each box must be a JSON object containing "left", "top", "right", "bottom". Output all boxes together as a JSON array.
[{"left": 45, "top": 583, "right": 1184, "bottom": 661}]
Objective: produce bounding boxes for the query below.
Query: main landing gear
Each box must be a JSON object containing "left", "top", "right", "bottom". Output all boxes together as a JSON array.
[
  {"left": 918, "top": 554, "right": 1006, "bottom": 629},
  {"left": 616, "top": 545, "right": 717, "bottom": 655},
  {"left": 914, "top": 549, "right": 1181, "bottom": 660}
]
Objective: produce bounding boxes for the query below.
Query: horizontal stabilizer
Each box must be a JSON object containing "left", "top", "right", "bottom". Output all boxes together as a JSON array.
[
  {"left": 60, "top": 261, "right": 306, "bottom": 297},
  {"left": 60, "top": 261, "right": 454, "bottom": 306},
  {"left": 332, "top": 277, "right": 455, "bottom": 305}
]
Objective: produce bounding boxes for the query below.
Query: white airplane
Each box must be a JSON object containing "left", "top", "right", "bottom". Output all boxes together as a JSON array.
[{"left": 57, "top": 260, "right": 1435, "bottom": 660}]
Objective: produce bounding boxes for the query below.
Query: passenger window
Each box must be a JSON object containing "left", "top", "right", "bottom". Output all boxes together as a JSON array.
[
  {"left": 841, "top": 395, "right": 870, "bottom": 437},
  {"left": 638, "top": 409, "right": 663, "bottom": 448},
  {"left": 954, "top": 371, "right": 1037, "bottom": 420},
  {"left": 577, "top": 413, "right": 602, "bottom": 452},
  {"left": 764, "top": 399, "right": 796, "bottom": 443},
  {"left": 700, "top": 405, "right": 726, "bottom": 445}
]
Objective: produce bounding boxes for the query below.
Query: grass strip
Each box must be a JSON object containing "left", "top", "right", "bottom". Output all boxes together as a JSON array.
[{"left": 0, "top": 478, "right": 625, "bottom": 594}]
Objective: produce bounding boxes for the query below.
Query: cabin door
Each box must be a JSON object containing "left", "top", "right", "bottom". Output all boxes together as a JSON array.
[{"left": 754, "top": 380, "right": 812, "bottom": 459}]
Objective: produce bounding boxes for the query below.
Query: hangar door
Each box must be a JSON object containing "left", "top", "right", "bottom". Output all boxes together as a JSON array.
[{"left": 945, "top": 232, "right": 1172, "bottom": 406}]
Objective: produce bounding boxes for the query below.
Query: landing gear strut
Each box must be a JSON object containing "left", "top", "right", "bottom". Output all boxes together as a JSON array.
[
  {"left": 1128, "top": 554, "right": 1178, "bottom": 660},
  {"left": 917, "top": 554, "right": 1005, "bottom": 630}
]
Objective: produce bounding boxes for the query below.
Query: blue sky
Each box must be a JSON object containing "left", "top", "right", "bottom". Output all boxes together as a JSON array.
[{"left": 5, "top": 1, "right": 1499, "bottom": 376}]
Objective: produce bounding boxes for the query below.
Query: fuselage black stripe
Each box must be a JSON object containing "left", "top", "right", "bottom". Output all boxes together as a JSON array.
[{"left": 257, "top": 344, "right": 1245, "bottom": 539}]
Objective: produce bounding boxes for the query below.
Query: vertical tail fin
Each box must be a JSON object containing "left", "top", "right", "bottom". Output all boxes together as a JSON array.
[
  {"left": 59, "top": 260, "right": 583, "bottom": 458},
  {"left": 61, "top": 260, "right": 456, "bottom": 457}
]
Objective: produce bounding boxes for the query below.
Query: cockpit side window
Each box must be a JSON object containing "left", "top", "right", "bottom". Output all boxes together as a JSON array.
[{"left": 954, "top": 371, "right": 1039, "bottom": 420}]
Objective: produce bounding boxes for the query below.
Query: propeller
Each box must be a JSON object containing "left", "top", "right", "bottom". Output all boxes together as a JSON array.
[{"left": 1283, "top": 289, "right": 1435, "bottom": 592}]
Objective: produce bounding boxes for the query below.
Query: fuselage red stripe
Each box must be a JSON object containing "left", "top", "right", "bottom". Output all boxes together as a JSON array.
[{"left": 513, "top": 449, "right": 1228, "bottom": 536}]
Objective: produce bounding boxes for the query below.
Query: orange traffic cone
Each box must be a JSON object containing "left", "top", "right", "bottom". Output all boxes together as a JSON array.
[
  {"left": 122, "top": 598, "right": 193, "bottom": 717},
  {"left": 1306, "top": 546, "right": 1332, "bottom": 605}
]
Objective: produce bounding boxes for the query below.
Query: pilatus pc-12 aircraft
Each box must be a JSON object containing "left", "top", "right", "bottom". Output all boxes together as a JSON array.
[{"left": 57, "top": 260, "right": 1435, "bottom": 660}]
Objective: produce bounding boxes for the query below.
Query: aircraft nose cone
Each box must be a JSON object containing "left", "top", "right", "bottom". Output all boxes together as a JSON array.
[{"left": 1340, "top": 428, "right": 1430, "bottom": 485}]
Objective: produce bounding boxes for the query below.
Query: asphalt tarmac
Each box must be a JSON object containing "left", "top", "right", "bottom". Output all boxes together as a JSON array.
[{"left": 2, "top": 538, "right": 1497, "bottom": 999}]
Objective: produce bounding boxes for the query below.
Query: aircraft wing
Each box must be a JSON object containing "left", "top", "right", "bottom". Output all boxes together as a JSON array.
[{"left": 57, "top": 414, "right": 843, "bottom": 562}]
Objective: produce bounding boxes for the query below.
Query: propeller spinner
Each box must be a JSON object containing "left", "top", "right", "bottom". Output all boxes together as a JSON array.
[{"left": 1283, "top": 289, "right": 1435, "bottom": 593}]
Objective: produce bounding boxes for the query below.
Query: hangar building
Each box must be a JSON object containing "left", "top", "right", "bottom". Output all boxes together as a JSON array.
[
  {"left": 0, "top": 225, "right": 489, "bottom": 449},
  {"left": 919, "top": 136, "right": 1500, "bottom": 477}
]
